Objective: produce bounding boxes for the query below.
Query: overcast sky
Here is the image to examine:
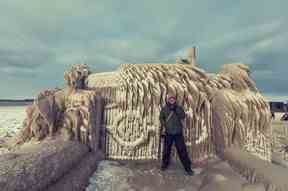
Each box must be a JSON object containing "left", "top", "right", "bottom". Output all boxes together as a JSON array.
[{"left": 0, "top": 0, "right": 287, "bottom": 99}]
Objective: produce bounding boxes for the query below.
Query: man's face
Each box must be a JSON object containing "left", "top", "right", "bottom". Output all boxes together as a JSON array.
[{"left": 168, "top": 97, "right": 176, "bottom": 105}]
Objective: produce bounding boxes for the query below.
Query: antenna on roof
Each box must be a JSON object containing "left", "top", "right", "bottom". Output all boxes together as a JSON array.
[
  {"left": 175, "top": 47, "right": 198, "bottom": 66},
  {"left": 187, "top": 46, "right": 197, "bottom": 66}
]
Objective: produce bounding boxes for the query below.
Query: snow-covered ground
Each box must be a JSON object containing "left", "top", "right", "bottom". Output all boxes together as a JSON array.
[
  {"left": 86, "top": 160, "right": 134, "bottom": 191},
  {"left": 85, "top": 159, "right": 247, "bottom": 191},
  {"left": 0, "top": 106, "right": 26, "bottom": 154},
  {"left": 0, "top": 106, "right": 26, "bottom": 139}
]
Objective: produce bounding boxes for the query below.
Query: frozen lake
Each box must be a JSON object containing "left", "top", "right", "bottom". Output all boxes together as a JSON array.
[{"left": 0, "top": 106, "right": 26, "bottom": 154}]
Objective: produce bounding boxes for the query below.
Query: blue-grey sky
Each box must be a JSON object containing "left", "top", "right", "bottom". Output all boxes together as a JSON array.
[{"left": 0, "top": 0, "right": 287, "bottom": 99}]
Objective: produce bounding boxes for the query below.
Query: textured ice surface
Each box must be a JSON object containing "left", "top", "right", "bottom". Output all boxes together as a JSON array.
[
  {"left": 86, "top": 160, "right": 134, "bottom": 191},
  {"left": 0, "top": 106, "right": 25, "bottom": 138},
  {"left": 0, "top": 106, "right": 25, "bottom": 154},
  {"left": 86, "top": 160, "right": 207, "bottom": 191}
]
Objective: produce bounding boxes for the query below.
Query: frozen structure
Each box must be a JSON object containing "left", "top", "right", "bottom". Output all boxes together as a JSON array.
[
  {"left": 15, "top": 64, "right": 103, "bottom": 151},
  {"left": 88, "top": 64, "right": 271, "bottom": 163},
  {"left": 6, "top": 48, "right": 287, "bottom": 191},
  {"left": 16, "top": 48, "right": 272, "bottom": 164}
]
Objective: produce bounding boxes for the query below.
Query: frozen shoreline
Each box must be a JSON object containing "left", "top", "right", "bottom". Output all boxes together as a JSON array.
[
  {"left": 0, "top": 106, "right": 26, "bottom": 138},
  {"left": 0, "top": 106, "right": 26, "bottom": 154}
]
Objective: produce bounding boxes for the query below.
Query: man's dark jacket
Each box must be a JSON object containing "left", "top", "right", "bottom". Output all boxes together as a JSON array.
[{"left": 159, "top": 104, "right": 186, "bottom": 135}]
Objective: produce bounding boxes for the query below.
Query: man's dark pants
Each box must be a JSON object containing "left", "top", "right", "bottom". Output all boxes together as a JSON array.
[{"left": 161, "top": 133, "right": 192, "bottom": 171}]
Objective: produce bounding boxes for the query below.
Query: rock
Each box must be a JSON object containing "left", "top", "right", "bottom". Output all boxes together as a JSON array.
[
  {"left": 0, "top": 137, "right": 89, "bottom": 191},
  {"left": 44, "top": 151, "right": 104, "bottom": 191}
]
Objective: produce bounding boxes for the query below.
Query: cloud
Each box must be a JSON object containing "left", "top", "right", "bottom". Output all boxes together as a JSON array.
[
  {"left": 199, "top": 21, "right": 283, "bottom": 49},
  {"left": 0, "top": 0, "right": 288, "bottom": 98}
]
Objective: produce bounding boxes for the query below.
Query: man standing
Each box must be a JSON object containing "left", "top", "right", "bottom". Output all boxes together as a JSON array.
[{"left": 159, "top": 95, "right": 194, "bottom": 176}]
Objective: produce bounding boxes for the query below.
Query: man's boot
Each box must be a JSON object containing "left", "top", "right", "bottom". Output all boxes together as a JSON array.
[
  {"left": 185, "top": 167, "right": 194, "bottom": 176},
  {"left": 160, "top": 164, "right": 168, "bottom": 171}
]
